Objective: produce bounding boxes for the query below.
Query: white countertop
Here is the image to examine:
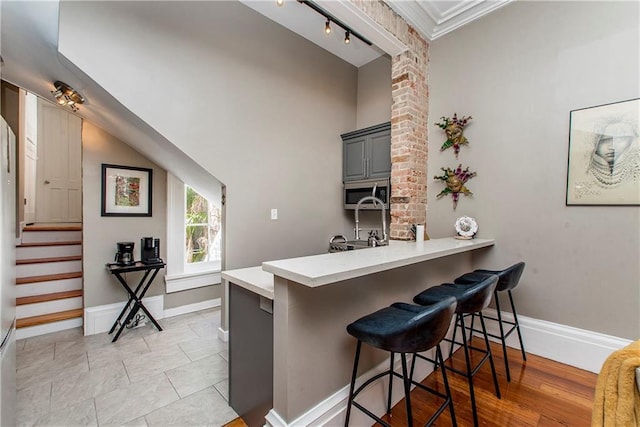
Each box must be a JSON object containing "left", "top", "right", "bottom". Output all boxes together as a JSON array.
[
  {"left": 221, "top": 266, "right": 274, "bottom": 300},
  {"left": 262, "top": 237, "right": 494, "bottom": 287}
]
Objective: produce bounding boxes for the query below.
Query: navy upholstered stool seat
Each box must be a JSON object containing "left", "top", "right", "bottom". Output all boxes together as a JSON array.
[
  {"left": 454, "top": 262, "right": 526, "bottom": 381},
  {"left": 413, "top": 275, "right": 500, "bottom": 427},
  {"left": 345, "top": 297, "right": 458, "bottom": 427}
]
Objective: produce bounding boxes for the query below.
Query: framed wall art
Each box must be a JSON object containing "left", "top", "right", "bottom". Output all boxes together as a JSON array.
[
  {"left": 101, "top": 164, "right": 153, "bottom": 216},
  {"left": 566, "top": 98, "right": 639, "bottom": 205}
]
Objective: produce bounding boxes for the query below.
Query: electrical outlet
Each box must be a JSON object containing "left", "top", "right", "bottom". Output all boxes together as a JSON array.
[{"left": 271, "top": 208, "right": 278, "bottom": 220}]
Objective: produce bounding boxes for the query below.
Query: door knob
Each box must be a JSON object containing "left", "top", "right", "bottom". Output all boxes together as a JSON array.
[{"left": 44, "top": 180, "right": 50, "bottom": 184}]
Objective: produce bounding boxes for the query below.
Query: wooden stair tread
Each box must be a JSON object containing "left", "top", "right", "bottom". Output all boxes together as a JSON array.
[
  {"left": 16, "top": 309, "right": 83, "bottom": 328},
  {"left": 17, "top": 255, "right": 81, "bottom": 265},
  {"left": 17, "top": 271, "right": 83, "bottom": 285},
  {"left": 17, "top": 241, "right": 82, "bottom": 248},
  {"left": 17, "top": 290, "right": 83, "bottom": 306},
  {"left": 23, "top": 224, "right": 82, "bottom": 232}
]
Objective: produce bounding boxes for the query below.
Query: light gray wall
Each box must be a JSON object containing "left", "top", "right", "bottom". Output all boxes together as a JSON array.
[
  {"left": 356, "top": 55, "right": 392, "bottom": 129},
  {"left": 59, "top": 1, "right": 358, "bottom": 273},
  {"left": 82, "top": 121, "right": 166, "bottom": 307},
  {"left": 82, "top": 121, "right": 221, "bottom": 308},
  {"left": 427, "top": 1, "right": 639, "bottom": 339}
]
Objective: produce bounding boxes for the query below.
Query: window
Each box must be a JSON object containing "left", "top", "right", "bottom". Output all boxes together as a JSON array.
[
  {"left": 166, "top": 173, "right": 222, "bottom": 293},
  {"left": 185, "top": 186, "right": 221, "bottom": 268}
]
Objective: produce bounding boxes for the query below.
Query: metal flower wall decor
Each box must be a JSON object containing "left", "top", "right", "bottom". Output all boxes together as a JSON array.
[
  {"left": 435, "top": 113, "right": 472, "bottom": 158},
  {"left": 434, "top": 164, "right": 477, "bottom": 210}
]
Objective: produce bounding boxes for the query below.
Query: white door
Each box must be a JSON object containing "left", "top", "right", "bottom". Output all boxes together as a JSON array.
[
  {"left": 36, "top": 100, "right": 82, "bottom": 223},
  {"left": 23, "top": 92, "right": 37, "bottom": 223}
]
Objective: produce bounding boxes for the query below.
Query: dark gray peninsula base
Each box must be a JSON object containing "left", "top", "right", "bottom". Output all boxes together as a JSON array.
[{"left": 226, "top": 269, "right": 274, "bottom": 427}]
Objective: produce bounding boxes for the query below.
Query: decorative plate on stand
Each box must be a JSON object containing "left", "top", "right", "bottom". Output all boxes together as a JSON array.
[{"left": 455, "top": 216, "right": 478, "bottom": 239}]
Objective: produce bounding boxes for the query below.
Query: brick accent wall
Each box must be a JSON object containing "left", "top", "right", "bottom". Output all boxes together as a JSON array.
[{"left": 350, "top": 1, "right": 429, "bottom": 240}]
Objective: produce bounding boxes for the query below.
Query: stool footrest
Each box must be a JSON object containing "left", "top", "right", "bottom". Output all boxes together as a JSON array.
[{"left": 352, "top": 369, "right": 400, "bottom": 399}]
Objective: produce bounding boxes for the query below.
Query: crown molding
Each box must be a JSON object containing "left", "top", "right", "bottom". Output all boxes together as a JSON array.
[{"left": 387, "top": 0, "right": 514, "bottom": 41}]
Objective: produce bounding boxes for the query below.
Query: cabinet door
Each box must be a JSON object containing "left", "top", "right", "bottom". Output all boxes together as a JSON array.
[
  {"left": 367, "top": 129, "right": 391, "bottom": 179},
  {"left": 343, "top": 136, "right": 367, "bottom": 181}
]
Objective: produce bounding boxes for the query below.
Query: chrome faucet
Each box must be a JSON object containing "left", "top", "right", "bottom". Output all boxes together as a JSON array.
[{"left": 354, "top": 196, "right": 388, "bottom": 245}]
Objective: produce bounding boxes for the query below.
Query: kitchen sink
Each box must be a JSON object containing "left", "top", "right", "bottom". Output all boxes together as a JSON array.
[{"left": 329, "top": 237, "right": 384, "bottom": 252}]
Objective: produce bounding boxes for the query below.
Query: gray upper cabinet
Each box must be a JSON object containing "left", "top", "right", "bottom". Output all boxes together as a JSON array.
[{"left": 342, "top": 122, "right": 391, "bottom": 182}]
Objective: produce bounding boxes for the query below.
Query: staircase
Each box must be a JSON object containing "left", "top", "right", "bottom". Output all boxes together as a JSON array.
[{"left": 15, "top": 224, "right": 84, "bottom": 339}]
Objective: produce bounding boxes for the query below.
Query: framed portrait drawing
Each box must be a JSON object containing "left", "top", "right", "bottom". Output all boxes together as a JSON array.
[
  {"left": 566, "top": 98, "right": 640, "bottom": 205},
  {"left": 101, "top": 164, "right": 153, "bottom": 216}
]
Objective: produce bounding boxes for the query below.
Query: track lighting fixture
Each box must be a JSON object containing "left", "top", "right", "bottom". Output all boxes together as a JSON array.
[
  {"left": 296, "top": 0, "right": 372, "bottom": 46},
  {"left": 50, "top": 81, "right": 85, "bottom": 113}
]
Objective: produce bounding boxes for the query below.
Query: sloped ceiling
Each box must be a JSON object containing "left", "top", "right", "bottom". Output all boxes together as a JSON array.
[{"left": 1, "top": 0, "right": 511, "bottom": 184}]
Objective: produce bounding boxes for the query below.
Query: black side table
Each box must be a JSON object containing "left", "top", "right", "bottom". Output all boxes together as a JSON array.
[{"left": 105, "top": 260, "right": 165, "bottom": 342}]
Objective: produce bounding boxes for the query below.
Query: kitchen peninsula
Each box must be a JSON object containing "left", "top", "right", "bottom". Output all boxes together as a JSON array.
[{"left": 222, "top": 237, "right": 494, "bottom": 427}]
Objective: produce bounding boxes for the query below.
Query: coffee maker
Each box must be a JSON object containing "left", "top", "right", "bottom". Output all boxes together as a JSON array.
[
  {"left": 115, "top": 242, "right": 135, "bottom": 266},
  {"left": 141, "top": 237, "right": 161, "bottom": 264}
]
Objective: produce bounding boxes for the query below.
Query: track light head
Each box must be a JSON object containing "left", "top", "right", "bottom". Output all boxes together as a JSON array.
[{"left": 295, "top": 0, "right": 372, "bottom": 46}]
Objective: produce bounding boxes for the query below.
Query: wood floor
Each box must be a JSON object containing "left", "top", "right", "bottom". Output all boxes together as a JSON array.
[
  {"left": 225, "top": 339, "right": 597, "bottom": 427},
  {"left": 379, "top": 338, "right": 597, "bottom": 426}
]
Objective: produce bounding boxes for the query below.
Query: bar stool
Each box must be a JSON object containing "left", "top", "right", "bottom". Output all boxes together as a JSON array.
[
  {"left": 412, "top": 275, "right": 500, "bottom": 427},
  {"left": 345, "top": 297, "right": 458, "bottom": 427},
  {"left": 453, "top": 262, "right": 526, "bottom": 382}
]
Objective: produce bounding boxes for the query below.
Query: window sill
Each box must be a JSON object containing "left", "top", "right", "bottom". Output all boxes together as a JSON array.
[{"left": 165, "top": 270, "right": 221, "bottom": 293}]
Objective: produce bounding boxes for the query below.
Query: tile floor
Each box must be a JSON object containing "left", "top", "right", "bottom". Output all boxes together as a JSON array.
[{"left": 15, "top": 308, "right": 239, "bottom": 427}]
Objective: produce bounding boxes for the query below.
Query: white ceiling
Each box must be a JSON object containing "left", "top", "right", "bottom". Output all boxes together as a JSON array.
[
  {"left": 389, "top": 0, "right": 513, "bottom": 41},
  {"left": 242, "top": 0, "right": 513, "bottom": 67}
]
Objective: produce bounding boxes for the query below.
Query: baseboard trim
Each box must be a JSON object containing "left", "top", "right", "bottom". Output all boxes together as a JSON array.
[
  {"left": 266, "top": 348, "right": 446, "bottom": 427},
  {"left": 84, "top": 296, "right": 223, "bottom": 336},
  {"left": 479, "top": 308, "right": 632, "bottom": 374},
  {"left": 16, "top": 317, "right": 83, "bottom": 340},
  {"left": 266, "top": 326, "right": 456, "bottom": 427},
  {"left": 265, "top": 357, "right": 403, "bottom": 427},
  {"left": 163, "top": 298, "right": 221, "bottom": 318},
  {"left": 218, "top": 327, "right": 229, "bottom": 342},
  {"left": 84, "top": 295, "right": 164, "bottom": 336},
  {"left": 265, "top": 311, "right": 630, "bottom": 426}
]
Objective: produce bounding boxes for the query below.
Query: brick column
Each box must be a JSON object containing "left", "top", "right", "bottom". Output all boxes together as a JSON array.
[
  {"left": 349, "top": 1, "right": 429, "bottom": 240},
  {"left": 390, "top": 41, "right": 428, "bottom": 240}
]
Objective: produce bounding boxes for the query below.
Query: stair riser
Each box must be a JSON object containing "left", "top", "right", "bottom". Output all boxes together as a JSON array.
[
  {"left": 17, "top": 278, "right": 83, "bottom": 298},
  {"left": 15, "top": 318, "right": 83, "bottom": 340},
  {"left": 16, "top": 260, "right": 82, "bottom": 278},
  {"left": 21, "top": 230, "right": 82, "bottom": 244},
  {"left": 16, "top": 245, "right": 82, "bottom": 260},
  {"left": 16, "top": 297, "right": 83, "bottom": 319}
]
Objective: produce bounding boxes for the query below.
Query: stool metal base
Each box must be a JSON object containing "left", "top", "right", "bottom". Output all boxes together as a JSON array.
[
  {"left": 345, "top": 342, "right": 456, "bottom": 427},
  {"left": 425, "top": 312, "right": 500, "bottom": 427},
  {"left": 454, "top": 289, "right": 527, "bottom": 382}
]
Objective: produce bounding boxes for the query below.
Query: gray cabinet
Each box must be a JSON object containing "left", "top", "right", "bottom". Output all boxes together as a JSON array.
[{"left": 342, "top": 122, "right": 391, "bottom": 182}]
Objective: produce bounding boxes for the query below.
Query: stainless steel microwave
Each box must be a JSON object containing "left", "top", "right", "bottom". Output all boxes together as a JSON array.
[{"left": 344, "top": 178, "right": 390, "bottom": 210}]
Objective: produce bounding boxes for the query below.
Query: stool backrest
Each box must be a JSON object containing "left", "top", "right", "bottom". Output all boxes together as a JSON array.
[
  {"left": 455, "top": 274, "right": 498, "bottom": 313},
  {"left": 390, "top": 297, "right": 457, "bottom": 354},
  {"left": 494, "top": 262, "right": 525, "bottom": 292}
]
